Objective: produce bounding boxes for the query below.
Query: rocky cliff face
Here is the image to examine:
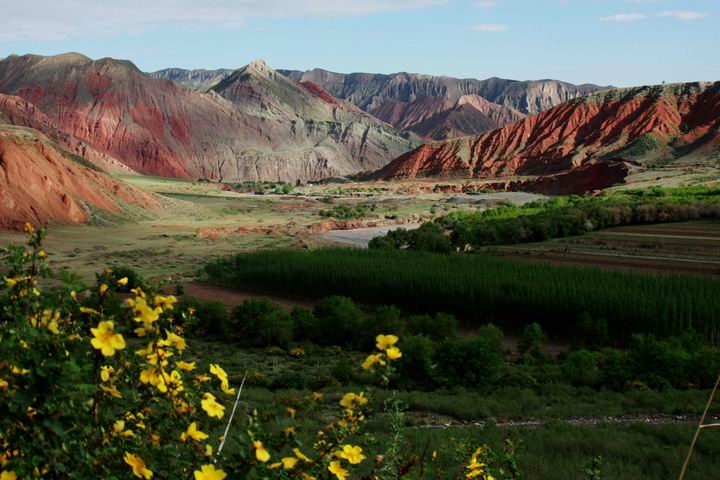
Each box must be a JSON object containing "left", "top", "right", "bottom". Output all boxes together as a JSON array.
[
  {"left": 0, "top": 54, "right": 418, "bottom": 182},
  {"left": 372, "top": 82, "right": 720, "bottom": 189},
  {"left": 280, "top": 68, "right": 605, "bottom": 139},
  {"left": 0, "top": 125, "right": 159, "bottom": 229}
]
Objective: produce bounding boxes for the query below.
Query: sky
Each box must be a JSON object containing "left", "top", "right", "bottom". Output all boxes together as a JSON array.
[{"left": 0, "top": 0, "right": 717, "bottom": 87}]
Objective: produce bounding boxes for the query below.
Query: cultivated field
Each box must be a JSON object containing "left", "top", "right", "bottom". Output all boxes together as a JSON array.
[{"left": 490, "top": 221, "right": 720, "bottom": 276}]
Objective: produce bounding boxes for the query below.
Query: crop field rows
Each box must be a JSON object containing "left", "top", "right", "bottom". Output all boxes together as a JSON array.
[{"left": 490, "top": 221, "right": 720, "bottom": 276}]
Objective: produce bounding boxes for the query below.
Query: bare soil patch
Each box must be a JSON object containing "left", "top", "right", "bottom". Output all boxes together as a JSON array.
[{"left": 183, "top": 282, "right": 315, "bottom": 312}]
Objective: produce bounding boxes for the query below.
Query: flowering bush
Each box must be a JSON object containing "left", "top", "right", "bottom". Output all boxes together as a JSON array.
[{"left": 0, "top": 225, "right": 525, "bottom": 480}]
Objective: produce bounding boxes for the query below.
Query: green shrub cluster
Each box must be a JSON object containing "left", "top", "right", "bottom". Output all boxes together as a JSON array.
[
  {"left": 561, "top": 332, "right": 720, "bottom": 390},
  {"left": 192, "top": 295, "right": 460, "bottom": 352},
  {"left": 369, "top": 223, "right": 452, "bottom": 253},
  {"left": 231, "top": 180, "right": 294, "bottom": 195},
  {"left": 319, "top": 203, "right": 372, "bottom": 220},
  {"left": 370, "top": 186, "right": 720, "bottom": 250}
]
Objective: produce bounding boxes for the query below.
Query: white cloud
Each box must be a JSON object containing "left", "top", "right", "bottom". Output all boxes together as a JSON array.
[
  {"left": 657, "top": 10, "right": 708, "bottom": 21},
  {"left": 467, "top": 23, "right": 510, "bottom": 32},
  {"left": 476, "top": 1, "right": 498, "bottom": 7},
  {"left": 599, "top": 13, "right": 646, "bottom": 22},
  {"left": 0, "top": 0, "right": 447, "bottom": 41}
]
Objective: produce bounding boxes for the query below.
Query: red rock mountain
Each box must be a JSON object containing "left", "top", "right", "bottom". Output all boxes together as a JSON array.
[
  {"left": 0, "top": 54, "right": 418, "bottom": 182},
  {"left": 0, "top": 125, "right": 159, "bottom": 229},
  {"left": 373, "top": 82, "right": 720, "bottom": 188}
]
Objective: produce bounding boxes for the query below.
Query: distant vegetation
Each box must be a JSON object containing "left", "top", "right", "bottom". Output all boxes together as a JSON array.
[
  {"left": 319, "top": 203, "right": 374, "bottom": 220},
  {"left": 204, "top": 248, "right": 720, "bottom": 343},
  {"left": 229, "top": 180, "right": 295, "bottom": 195},
  {"left": 370, "top": 186, "right": 720, "bottom": 251}
]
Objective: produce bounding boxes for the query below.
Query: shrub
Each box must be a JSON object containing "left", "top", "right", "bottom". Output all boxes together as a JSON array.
[
  {"left": 576, "top": 313, "right": 609, "bottom": 348},
  {"left": 437, "top": 325, "right": 504, "bottom": 386},
  {"left": 178, "top": 297, "right": 230, "bottom": 338},
  {"left": 103, "top": 265, "right": 145, "bottom": 292},
  {"left": 231, "top": 298, "right": 293, "bottom": 347},
  {"left": 519, "top": 323, "right": 546, "bottom": 359},
  {"left": 290, "top": 307, "right": 318, "bottom": 340},
  {"left": 626, "top": 334, "right": 691, "bottom": 388},
  {"left": 406, "top": 312, "right": 458, "bottom": 341},
  {"left": 270, "top": 371, "right": 307, "bottom": 390},
  {"left": 369, "top": 223, "right": 452, "bottom": 253},
  {"left": 312, "top": 296, "right": 365, "bottom": 348},
  {"left": 396, "top": 335, "right": 435, "bottom": 389},
  {"left": 331, "top": 357, "right": 356, "bottom": 385},
  {"left": 363, "top": 305, "right": 406, "bottom": 348},
  {"left": 561, "top": 349, "right": 601, "bottom": 387}
]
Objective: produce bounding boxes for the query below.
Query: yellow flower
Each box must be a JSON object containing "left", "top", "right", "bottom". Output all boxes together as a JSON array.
[
  {"left": 300, "top": 474, "right": 316, "bottom": 480},
  {"left": 99, "top": 283, "right": 109, "bottom": 295},
  {"left": 376, "top": 334, "right": 399, "bottom": 350},
  {"left": 117, "top": 277, "right": 129, "bottom": 287},
  {"left": 362, "top": 353, "right": 386, "bottom": 370},
  {"left": 281, "top": 457, "right": 298, "bottom": 470},
  {"left": 180, "top": 422, "right": 209, "bottom": 442},
  {"left": 90, "top": 321, "right": 126, "bottom": 357},
  {"left": 293, "top": 447, "right": 311, "bottom": 463},
  {"left": 79, "top": 306, "right": 99, "bottom": 315},
  {"left": 164, "top": 332, "right": 186, "bottom": 352},
  {"left": 37, "top": 249, "right": 47, "bottom": 258},
  {"left": 100, "top": 365, "right": 115, "bottom": 382},
  {"left": 339, "top": 392, "right": 368, "bottom": 410},
  {"left": 209, "top": 364, "right": 229, "bottom": 383},
  {"left": 176, "top": 360, "right": 196, "bottom": 372},
  {"left": 4, "top": 277, "right": 17, "bottom": 288},
  {"left": 328, "top": 461, "right": 348, "bottom": 480},
  {"left": 201, "top": 393, "right": 225, "bottom": 419},
  {"left": 209, "top": 364, "right": 235, "bottom": 395},
  {"left": 1, "top": 471, "right": 17, "bottom": 480},
  {"left": 253, "top": 440, "right": 271, "bottom": 463},
  {"left": 127, "top": 296, "right": 162, "bottom": 328},
  {"left": 114, "top": 420, "right": 135, "bottom": 437},
  {"left": 386, "top": 346, "right": 402, "bottom": 360},
  {"left": 101, "top": 385, "right": 122, "bottom": 398},
  {"left": 193, "top": 464, "right": 227, "bottom": 480},
  {"left": 154, "top": 294, "right": 177, "bottom": 311},
  {"left": 204, "top": 445, "right": 213, "bottom": 458},
  {"left": 340, "top": 445, "right": 366, "bottom": 465},
  {"left": 0, "top": 379, "right": 8, "bottom": 390},
  {"left": 124, "top": 452, "right": 153, "bottom": 479}
]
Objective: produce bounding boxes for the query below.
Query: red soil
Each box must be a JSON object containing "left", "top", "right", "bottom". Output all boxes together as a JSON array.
[{"left": 0, "top": 127, "right": 159, "bottom": 229}]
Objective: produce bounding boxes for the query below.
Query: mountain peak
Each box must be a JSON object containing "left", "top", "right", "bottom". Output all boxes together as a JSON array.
[{"left": 246, "top": 58, "right": 273, "bottom": 74}]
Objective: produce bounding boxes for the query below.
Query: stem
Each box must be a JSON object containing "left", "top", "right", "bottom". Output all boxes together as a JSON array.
[
  {"left": 217, "top": 371, "right": 247, "bottom": 455},
  {"left": 678, "top": 371, "right": 720, "bottom": 480}
]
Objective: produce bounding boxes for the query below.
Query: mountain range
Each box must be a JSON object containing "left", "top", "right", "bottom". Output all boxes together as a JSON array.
[
  {"left": 1, "top": 52, "right": 718, "bottom": 227},
  {"left": 0, "top": 53, "right": 417, "bottom": 183},
  {"left": 154, "top": 66, "right": 607, "bottom": 140},
  {"left": 373, "top": 82, "right": 720, "bottom": 190}
]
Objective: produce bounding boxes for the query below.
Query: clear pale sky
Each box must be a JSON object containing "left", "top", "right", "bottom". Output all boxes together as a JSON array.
[{"left": 1, "top": 0, "right": 717, "bottom": 87}]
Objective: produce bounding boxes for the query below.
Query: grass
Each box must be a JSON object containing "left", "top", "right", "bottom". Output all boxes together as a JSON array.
[{"left": 184, "top": 338, "right": 720, "bottom": 479}]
